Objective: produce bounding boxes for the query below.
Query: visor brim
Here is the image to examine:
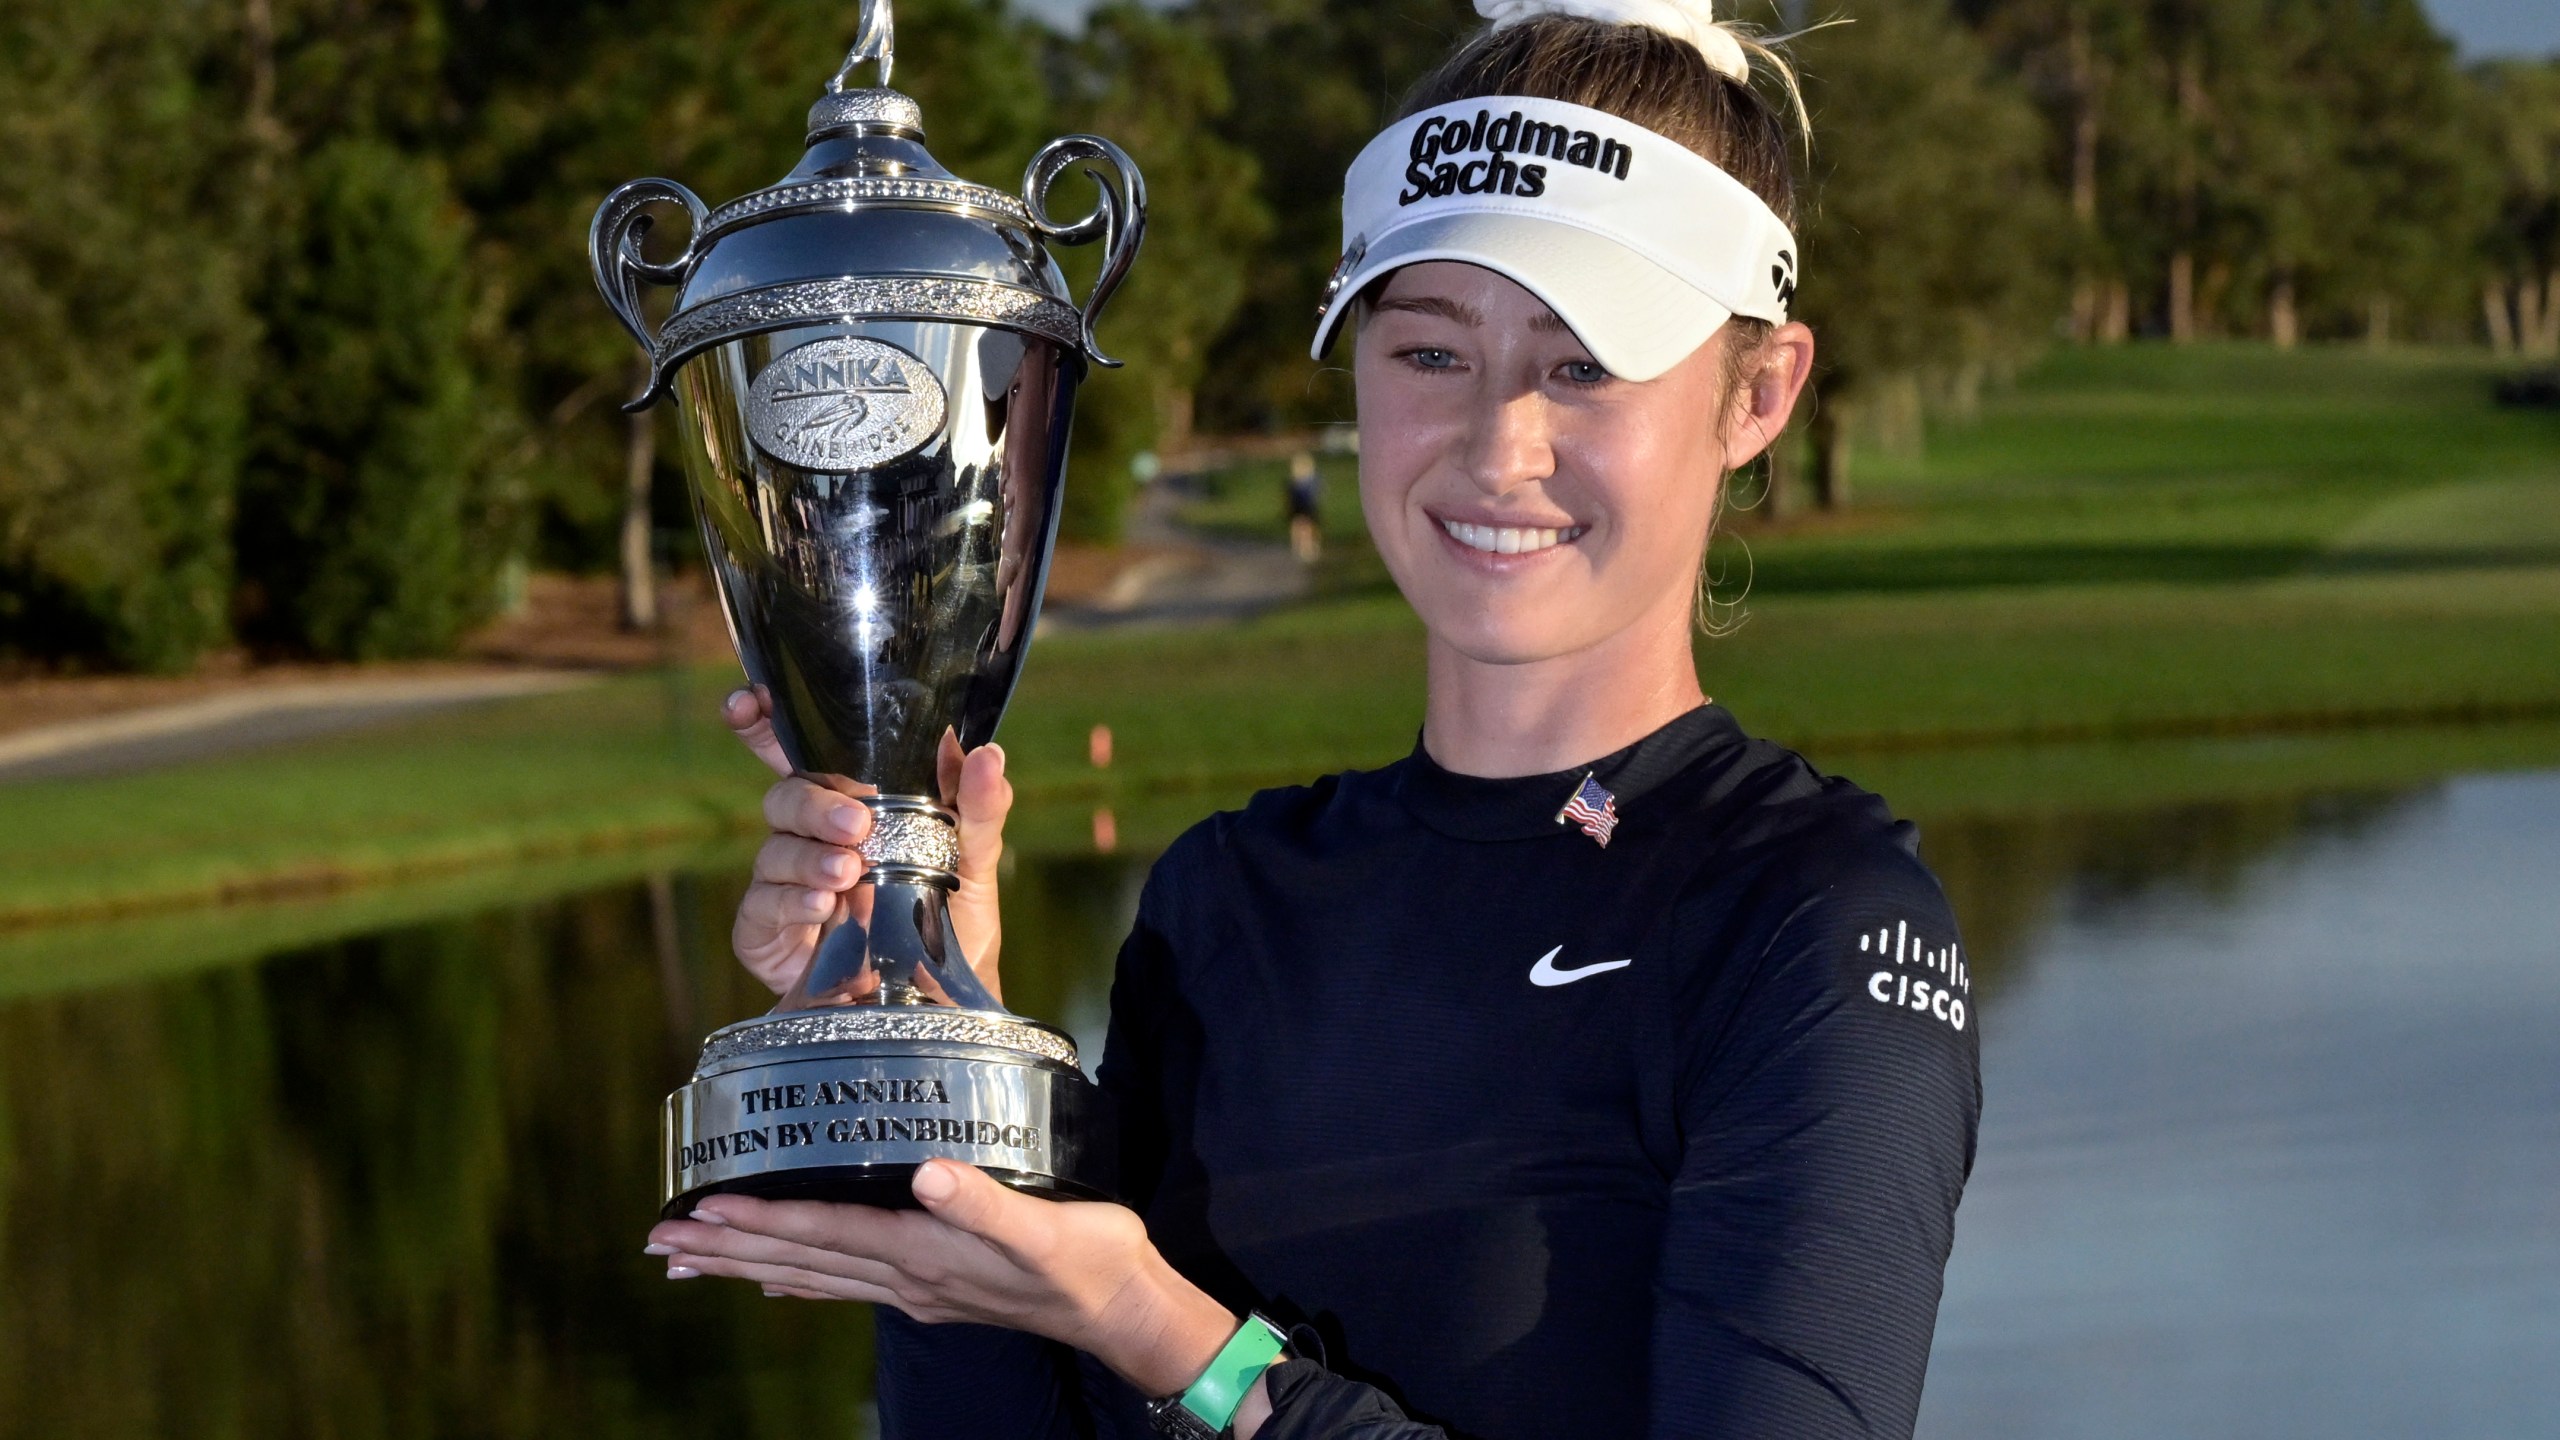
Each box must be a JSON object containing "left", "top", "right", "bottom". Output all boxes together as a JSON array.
[{"left": 1309, "top": 213, "right": 1738, "bottom": 384}]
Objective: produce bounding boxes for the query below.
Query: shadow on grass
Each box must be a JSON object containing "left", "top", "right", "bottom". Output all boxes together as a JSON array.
[
  {"left": 1163, "top": 532, "right": 2560, "bottom": 611},
  {"left": 2305, "top": 545, "right": 2560, "bottom": 576},
  {"left": 1750, "top": 542, "right": 2324, "bottom": 593},
  {"left": 1754, "top": 541, "right": 2560, "bottom": 594}
]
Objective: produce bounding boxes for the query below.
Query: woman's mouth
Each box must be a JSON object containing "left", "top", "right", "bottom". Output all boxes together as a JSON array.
[{"left": 1437, "top": 518, "right": 1587, "bottom": 556}]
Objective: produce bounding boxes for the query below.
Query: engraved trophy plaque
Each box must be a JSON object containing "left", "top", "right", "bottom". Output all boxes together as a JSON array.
[{"left": 590, "top": 0, "right": 1142, "bottom": 1217}]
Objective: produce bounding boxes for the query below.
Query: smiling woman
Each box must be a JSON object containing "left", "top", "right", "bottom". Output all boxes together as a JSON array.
[
  {"left": 649, "top": 5, "right": 1981, "bottom": 1439},
  {"left": 1350, "top": 259, "right": 1808, "bottom": 700}
]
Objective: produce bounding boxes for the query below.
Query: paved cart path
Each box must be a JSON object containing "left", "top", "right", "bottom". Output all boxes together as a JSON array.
[
  {"left": 1039, "top": 477, "right": 1312, "bottom": 632},
  {"left": 0, "top": 672, "right": 592, "bottom": 784},
  {"left": 2, "top": 487, "right": 1311, "bottom": 784}
]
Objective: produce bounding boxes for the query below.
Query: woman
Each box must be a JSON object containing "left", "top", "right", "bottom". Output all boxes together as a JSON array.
[{"left": 648, "top": 4, "right": 1980, "bottom": 1436}]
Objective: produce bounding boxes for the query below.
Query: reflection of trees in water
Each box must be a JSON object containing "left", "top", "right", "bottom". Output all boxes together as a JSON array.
[
  {"left": 0, "top": 790, "right": 2432, "bottom": 1429},
  {"left": 0, "top": 875, "right": 877, "bottom": 1439},
  {"left": 997, "top": 852, "right": 1151, "bottom": 1024},
  {"left": 1920, "top": 788, "right": 2423, "bottom": 1003}
]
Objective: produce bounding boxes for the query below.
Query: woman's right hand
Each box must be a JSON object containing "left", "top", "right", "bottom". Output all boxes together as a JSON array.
[{"left": 723, "top": 688, "right": 1013, "bottom": 1003}]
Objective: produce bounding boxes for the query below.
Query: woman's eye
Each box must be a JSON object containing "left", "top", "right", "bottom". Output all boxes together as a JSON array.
[
  {"left": 1559, "top": 360, "right": 1609, "bottom": 385},
  {"left": 1401, "top": 347, "right": 1458, "bottom": 371}
]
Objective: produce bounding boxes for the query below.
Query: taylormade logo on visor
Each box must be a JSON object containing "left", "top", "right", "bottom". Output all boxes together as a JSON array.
[{"left": 1401, "top": 107, "right": 1635, "bottom": 203}]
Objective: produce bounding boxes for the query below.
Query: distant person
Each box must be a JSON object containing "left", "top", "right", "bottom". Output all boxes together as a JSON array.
[
  {"left": 1285, "top": 451, "right": 1324, "bottom": 564},
  {"left": 660, "top": 4, "right": 1979, "bottom": 1438}
]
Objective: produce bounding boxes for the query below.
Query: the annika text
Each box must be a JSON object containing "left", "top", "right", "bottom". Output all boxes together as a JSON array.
[{"left": 674, "top": 1076, "right": 1039, "bottom": 1171}]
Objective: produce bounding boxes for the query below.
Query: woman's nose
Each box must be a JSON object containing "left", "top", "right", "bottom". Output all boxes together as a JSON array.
[{"left": 1462, "top": 388, "right": 1554, "bottom": 496}]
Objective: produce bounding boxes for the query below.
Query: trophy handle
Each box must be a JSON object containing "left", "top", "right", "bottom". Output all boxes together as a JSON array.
[
  {"left": 1023, "top": 136, "right": 1148, "bottom": 369},
  {"left": 588, "top": 178, "right": 711, "bottom": 409}
]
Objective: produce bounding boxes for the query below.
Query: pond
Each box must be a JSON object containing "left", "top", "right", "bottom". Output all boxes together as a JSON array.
[
  {"left": 2, "top": 749, "right": 2555, "bottom": 1436},
  {"left": 1920, "top": 768, "right": 2560, "bottom": 1437}
]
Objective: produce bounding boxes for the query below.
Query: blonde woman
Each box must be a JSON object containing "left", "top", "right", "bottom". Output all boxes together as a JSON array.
[{"left": 653, "top": 4, "right": 1980, "bottom": 1435}]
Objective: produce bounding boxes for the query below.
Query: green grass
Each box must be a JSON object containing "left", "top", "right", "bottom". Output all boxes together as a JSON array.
[
  {"left": 1179, "top": 344, "right": 2560, "bottom": 598},
  {"left": 3, "top": 342, "right": 2554, "bottom": 934},
  {"left": 0, "top": 672, "right": 774, "bottom": 925},
  {"left": 0, "top": 833, "right": 753, "bottom": 1001},
  {"left": 1756, "top": 344, "right": 2560, "bottom": 594}
]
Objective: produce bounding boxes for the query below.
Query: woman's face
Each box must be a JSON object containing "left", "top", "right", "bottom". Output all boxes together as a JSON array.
[{"left": 1353, "top": 261, "right": 1793, "bottom": 668}]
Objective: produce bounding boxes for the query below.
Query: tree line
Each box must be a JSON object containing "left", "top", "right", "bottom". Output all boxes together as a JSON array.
[{"left": 2, "top": 0, "right": 2553, "bottom": 671}]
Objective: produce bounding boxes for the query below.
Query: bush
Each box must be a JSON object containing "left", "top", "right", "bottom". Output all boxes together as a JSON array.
[
  {"left": 0, "top": 4, "right": 249, "bottom": 670},
  {"left": 234, "top": 140, "right": 514, "bottom": 660}
]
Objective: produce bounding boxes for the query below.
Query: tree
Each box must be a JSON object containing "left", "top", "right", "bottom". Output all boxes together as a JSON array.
[
  {"left": 233, "top": 138, "right": 507, "bottom": 659},
  {"left": 1793, "top": 1, "right": 2067, "bottom": 507},
  {"left": 1189, "top": 0, "right": 1480, "bottom": 432},
  {"left": 1967, "top": 1, "right": 2156, "bottom": 341},
  {"left": 2472, "top": 58, "right": 2560, "bottom": 357},
  {"left": 216, "top": 0, "right": 518, "bottom": 659},
  {"left": 1973, "top": 0, "right": 2491, "bottom": 347},
  {"left": 2310, "top": 0, "right": 2491, "bottom": 346},
  {"left": 1047, "top": 3, "right": 1272, "bottom": 541},
  {"left": 0, "top": 1, "right": 252, "bottom": 670},
  {"left": 2208, "top": 0, "right": 2337, "bottom": 347}
]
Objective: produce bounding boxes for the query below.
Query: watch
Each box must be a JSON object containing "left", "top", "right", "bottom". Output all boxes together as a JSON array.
[{"left": 1145, "top": 1312, "right": 1290, "bottom": 1438}]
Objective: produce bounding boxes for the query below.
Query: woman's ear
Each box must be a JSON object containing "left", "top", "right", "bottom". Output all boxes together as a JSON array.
[{"left": 1721, "top": 322, "right": 1816, "bottom": 471}]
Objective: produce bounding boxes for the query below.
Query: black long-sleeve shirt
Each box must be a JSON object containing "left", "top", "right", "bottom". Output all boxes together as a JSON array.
[{"left": 876, "top": 705, "right": 1981, "bottom": 1438}]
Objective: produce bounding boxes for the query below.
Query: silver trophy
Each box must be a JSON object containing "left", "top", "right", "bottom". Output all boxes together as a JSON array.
[{"left": 590, "top": 0, "right": 1142, "bottom": 1216}]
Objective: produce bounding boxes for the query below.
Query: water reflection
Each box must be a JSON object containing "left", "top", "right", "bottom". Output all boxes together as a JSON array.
[
  {"left": 1920, "top": 773, "right": 2560, "bottom": 1437},
  {"left": 1919, "top": 788, "right": 2421, "bottom": 1001},
  {"left": 0, "top": 876, "right": 877, "bottom": 1439},
  {"left": 0, "top": 769, "right": 2550, "bottom": 1434}
]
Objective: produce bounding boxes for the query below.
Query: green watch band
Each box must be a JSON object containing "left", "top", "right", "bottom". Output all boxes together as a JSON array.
[{"left": 1178, "top": 1313, "right": 1289, "bottom": 1433}]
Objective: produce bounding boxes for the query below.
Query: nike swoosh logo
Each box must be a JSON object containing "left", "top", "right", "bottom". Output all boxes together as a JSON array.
[{"left": 1529, "top": 945, "right": 1633, "bottom": 988}]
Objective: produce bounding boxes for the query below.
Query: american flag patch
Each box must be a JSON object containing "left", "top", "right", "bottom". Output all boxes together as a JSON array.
[{"left": 1555, "top": 773, "right": 1618, "bottom": 848}]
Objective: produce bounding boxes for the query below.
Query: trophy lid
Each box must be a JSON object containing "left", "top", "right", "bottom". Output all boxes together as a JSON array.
[{"left": 592, "top": 0, "right": 1143, "bottom": 409}]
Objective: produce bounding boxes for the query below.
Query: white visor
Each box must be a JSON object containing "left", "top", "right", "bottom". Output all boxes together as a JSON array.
[{"left": 1310, "top": 96, "right": 1798, "bottom": 383}]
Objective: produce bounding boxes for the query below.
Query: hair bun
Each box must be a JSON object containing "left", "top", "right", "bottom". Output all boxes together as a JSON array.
[{"left": 1474, "top": 0, "right": 1753, "bottom": 83}]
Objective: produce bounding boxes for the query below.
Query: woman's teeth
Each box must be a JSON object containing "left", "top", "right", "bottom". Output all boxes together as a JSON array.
[{"left": 1440, "top": 519, "right": 1584, "bottom": 555}]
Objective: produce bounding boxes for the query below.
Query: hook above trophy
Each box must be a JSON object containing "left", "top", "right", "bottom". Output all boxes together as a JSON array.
[{"left": 830, "top": 0, "right": 896, "bottom": 91}]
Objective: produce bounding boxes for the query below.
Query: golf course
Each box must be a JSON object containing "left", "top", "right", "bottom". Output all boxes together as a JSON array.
[{"left": 8, "top": 342, "right": 2556, "bottom": 949}]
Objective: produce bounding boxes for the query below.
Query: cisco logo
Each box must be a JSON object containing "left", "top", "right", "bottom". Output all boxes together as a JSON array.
[
  {"left": 746, "top": 336, "right": 946, "bottom": 472},
  {"left": 1861, "top": 919, "right": 1969, "bottom": 1033}
]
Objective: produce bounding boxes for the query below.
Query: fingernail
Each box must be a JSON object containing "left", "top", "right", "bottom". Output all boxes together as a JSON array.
[
  {"left": 912, "top": 1161, "right": 956, "bottom": 1202},
  {"left": 761, "top": 1286, "right": 784, "bottom": 1298},
  {"left": 829, "top": 806, "right": 864, "bottom": 838},
  {"left": 727, "top": 689, "right": 750, "bottom": 708},
  {"left": 690, "top": 1208, "right": 729, "bottom": 1227},
  {"left": 643, "top": 1242, "right": 676, "bottom": 1256},
  {"left": 667, "top": 1265, "right": 701, "bottom": 1280},
  {"left": 823, "top": 853, "right": 855, "bottom": 883}
]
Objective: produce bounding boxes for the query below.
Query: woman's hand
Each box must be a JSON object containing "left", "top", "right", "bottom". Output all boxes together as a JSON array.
[
  {"left": 722, "top": 688, "right": 1012, "bottom": 1000},
  {"left": 647, "top": 1162, "right": 1243, "bottom": 1401}
]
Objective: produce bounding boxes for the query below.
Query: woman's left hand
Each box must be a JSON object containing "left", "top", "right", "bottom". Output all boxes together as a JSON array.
[{"left": 646, "top": 1160, "right": 1238, "bottom": 1398}]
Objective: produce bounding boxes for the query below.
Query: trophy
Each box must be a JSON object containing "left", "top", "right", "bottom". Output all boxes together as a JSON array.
[{"left": 590, "top": 0, "right": 1142, "bottom": 1217}]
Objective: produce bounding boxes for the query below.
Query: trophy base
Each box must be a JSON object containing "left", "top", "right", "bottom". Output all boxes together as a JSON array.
[
  {"left": 662, "top": 1007, "right": 1114, "bottom": 1220},
  {"left": 667, "top": 1160, "right": 1106, "bottom": 1217}
]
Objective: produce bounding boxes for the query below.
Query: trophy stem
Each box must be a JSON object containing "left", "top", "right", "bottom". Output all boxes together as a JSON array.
[
  {"left": 857, "top": 793, "right": 962, "bottom": 888},
  {"left": 781, "top": 795, "right": 1001, "bottom": 1012}
]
